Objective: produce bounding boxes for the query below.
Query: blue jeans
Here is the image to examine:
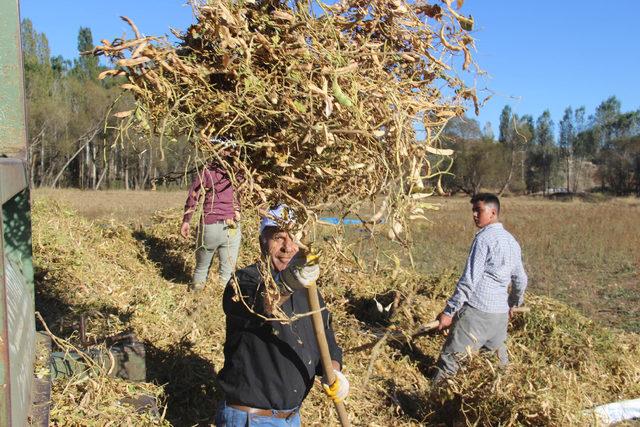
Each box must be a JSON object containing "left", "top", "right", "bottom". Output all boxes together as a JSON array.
[{"left": 214, "top": 402, "right": 301, "bottom": 427}]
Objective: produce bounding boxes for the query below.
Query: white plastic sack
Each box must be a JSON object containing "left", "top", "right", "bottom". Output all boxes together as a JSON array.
[{"left": 589, "top": 398, "right": 640, "bottom": 425}]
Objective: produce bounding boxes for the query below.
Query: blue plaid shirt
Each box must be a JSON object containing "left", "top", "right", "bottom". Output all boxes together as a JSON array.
[{"left": 444, "top": 222, "right": 528, "bottom": 316}]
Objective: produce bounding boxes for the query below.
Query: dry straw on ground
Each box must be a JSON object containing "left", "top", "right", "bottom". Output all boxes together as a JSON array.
[
  {"left": 91, "top": 0, "right": 480, "bottom": 230},
  {"left": 33, "top": 199, "right": 640, "bottom": 426}
]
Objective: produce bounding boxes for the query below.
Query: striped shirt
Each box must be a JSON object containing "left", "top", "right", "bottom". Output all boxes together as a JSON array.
[{"left": 444, "top": 222, "right": 528, "bottom": 316}]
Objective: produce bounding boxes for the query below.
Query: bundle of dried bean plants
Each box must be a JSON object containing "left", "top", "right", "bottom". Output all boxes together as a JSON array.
[
  {"left": 92, "top": 0, "right": 480, "bottom": 320},
  {"left": 92, "top": 0, "right": 479, "bottom": 231}
]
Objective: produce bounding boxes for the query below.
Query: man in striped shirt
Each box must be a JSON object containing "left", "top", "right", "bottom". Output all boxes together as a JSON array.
[{"left": 433, "top": 193, "right": 528, "bottom": 383}]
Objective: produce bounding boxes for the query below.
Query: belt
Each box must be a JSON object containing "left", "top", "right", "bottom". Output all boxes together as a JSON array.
[{"left": 228, "top": 404, "right": 297, "bottom": 419}]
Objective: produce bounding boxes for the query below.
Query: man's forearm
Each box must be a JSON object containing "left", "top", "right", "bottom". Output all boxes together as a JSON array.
[
  {"left": 182, "top": 206, "right": 196, "bottom": 223},
  {"left": 182, "top": 183, "right": 202, "bottom": 223}
]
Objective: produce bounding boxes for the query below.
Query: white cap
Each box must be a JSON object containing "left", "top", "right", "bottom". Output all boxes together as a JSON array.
[{"left": 259, "top": 204, "right": 295, "bottom": 234}]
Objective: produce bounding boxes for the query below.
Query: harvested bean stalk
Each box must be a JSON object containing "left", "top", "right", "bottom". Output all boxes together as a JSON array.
[{"left": 91, "top": 0, "right": 480, "bottom": 234}]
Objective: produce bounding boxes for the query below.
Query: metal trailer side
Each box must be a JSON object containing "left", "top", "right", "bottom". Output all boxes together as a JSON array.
[{"left": 0, "top": 0, "right": 38, "bottom": 425}]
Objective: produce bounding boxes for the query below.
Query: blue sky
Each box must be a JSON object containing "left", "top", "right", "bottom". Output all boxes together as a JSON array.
[
  {"left": 19, "top": 0, "right": 640, "bottom": 134},
  {"left": 19, "top": 1, "right": 195, "bottom": 58},
  {"left": 469, "top": 0, "right": 640, "bottom": 133}
]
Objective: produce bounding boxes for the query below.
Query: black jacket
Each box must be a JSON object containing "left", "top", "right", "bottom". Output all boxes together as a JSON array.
[{"left": 218, "top": 263, "right": 343, "bottom": 410}]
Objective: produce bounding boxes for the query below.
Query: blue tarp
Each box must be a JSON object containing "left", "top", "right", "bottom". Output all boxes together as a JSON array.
[{"left": 319, "top": 217, "right": 384, "bottom": 225}]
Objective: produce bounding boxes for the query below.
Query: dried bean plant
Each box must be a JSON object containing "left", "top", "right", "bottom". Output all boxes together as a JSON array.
[
  {"left": 93, "top": 0, "right": 478, "bottom": 219},
  {"left": 91, "top": 0, "right": 480, "bottom": 319}
]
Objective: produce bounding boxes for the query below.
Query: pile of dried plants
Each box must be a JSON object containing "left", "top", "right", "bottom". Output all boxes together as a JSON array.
[
  {"left": 32, "top": 201, "right": 640, "bottom": 425},
  {"left": 91, "top": 0, "right": 479, "bottom": 231}
]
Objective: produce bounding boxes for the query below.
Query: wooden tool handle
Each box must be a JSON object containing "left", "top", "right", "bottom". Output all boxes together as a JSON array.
[
  {"left": 307, "top": 284, "right": 351, "bottom": 427},
  {"left": 422, "top": 306, "right": 531, "bottom": 333},
  {"left": 423, "top": 320, "right": 440, "bottom": 330}
]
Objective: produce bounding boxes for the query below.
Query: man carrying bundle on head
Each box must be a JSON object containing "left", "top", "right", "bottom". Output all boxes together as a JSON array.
[
  {"left": 432, "top": 193, "right": 528, "bottom": 383},
  {"left": 180, "top": 137, "right": 242, "bottom": 291},
  {"left": 215, "top": 205, "right": 349, "bottom": 427}
]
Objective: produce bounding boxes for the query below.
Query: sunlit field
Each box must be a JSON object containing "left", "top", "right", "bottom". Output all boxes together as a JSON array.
[
  {"left": 30, "top": 189, "right": 640, "bottom": 424},
  {"left": 410, "top": 196, "right": 640, "bottom": 332},
  {"left": 34, "top": 189, "right": 640, "bottom": 333}
]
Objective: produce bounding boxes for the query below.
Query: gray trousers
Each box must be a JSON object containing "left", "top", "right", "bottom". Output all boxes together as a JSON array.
[
  {"left": 433, "top": 304, "right": 509, "bottom": 383},
  {"left": 193, "top": 223, "right": 242, "bottom": 286}
]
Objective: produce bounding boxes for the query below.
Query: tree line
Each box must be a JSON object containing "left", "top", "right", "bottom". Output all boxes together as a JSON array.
[
  {"left": 442, "top": 99, "right": 640, "bottom": 196},
  {"left": 20, "top": 20, "right": 640, "bottom": 196},
  {"left": 21, "top": 20, "right": 192, "bottom": 190}
]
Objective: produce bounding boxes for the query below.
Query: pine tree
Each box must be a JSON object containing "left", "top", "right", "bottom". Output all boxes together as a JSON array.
[{"left": 75, "top": 27, "right": 99, "bottom": 79}]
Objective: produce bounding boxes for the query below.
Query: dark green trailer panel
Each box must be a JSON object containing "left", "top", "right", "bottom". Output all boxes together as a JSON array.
[{"left": 0, "top": 161, "right": 35, "bottom": 427}]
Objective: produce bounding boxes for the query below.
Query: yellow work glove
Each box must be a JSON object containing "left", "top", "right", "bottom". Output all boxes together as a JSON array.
[{"left": 322, "top": 370, "right": 349, "bottom": 403}]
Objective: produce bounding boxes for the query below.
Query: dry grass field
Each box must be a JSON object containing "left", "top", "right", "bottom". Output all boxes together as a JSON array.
[
  {"left": 34, "top": 188, "right": 187, "bottom": 225},
  {"left": 30, "top": 189, "right": 640, "bottom": 425},
  {"left": 332, "top": 194, "right": 640, "bottom": 334},
  {"left": 34, "top": 189, "right": 640, "bottom": 333},
  {"left": 409, "top": 196, "right": 640, "bottom": 333}
]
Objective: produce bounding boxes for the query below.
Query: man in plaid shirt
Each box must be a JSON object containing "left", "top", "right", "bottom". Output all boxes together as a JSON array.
[{"left": 433, "top": 193, "right": 528, "bottom": 383}]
